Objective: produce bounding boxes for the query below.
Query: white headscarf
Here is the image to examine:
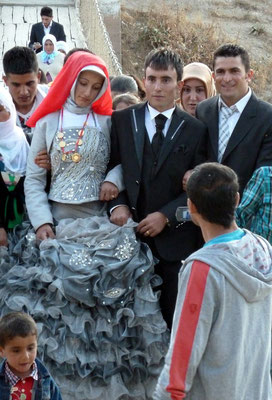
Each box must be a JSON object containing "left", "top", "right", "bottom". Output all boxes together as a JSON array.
[
  {"left": 41, "top": 34, "right": 58, "bottom": 64},
  {"left": 0, "top": 87, "right": 29, "bottom": 175},
  {"left": 65, "top": 66, "right": 108, "bottom": 114},
  {"left": 56, "top": 41, "right": 68, "bottom": 54}
]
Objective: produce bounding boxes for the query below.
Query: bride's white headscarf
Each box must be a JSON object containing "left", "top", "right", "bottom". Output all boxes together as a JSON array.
[{"left": 0, "top": 87, "right": 29, "bottom": 175}]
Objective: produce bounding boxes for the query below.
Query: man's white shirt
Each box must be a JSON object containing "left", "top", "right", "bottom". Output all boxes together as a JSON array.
[{"left": 218, "top": 88, "right": 252, "bottom": 135}]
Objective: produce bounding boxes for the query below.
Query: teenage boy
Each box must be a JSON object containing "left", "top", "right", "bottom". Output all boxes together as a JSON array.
[
  {"left": 109, "top": 48, "right": 207, "bottom": 329},
  {"left": 3, "top": 46, "right": 48, "bottom": 143},
  {"left": 154, "top": 162, "right": 272, "bottom": 400},
  {"left": 0, "top": 312, "right": 62, "bottom": 400}
]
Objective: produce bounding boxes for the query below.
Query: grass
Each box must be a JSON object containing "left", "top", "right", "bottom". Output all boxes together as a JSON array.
[{"left": 121, "top": 5, "right": 223, "bottom": 75}]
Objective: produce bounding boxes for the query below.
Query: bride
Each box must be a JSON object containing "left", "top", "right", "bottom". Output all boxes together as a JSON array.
[{"left": 0, "top": 51, "right": 169, "bottom": 400}]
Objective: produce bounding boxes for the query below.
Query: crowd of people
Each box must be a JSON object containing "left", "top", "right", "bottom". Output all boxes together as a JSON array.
[{"left": 0, "top": 4, "right": 272, "bottom": 400}]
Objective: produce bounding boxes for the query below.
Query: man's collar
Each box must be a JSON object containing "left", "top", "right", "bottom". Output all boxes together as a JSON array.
[
  {"left": 147, "top": 103, "right": 175, "bottom": 120},
  {"left": 43, "top": 20, "right": 53, "bottom": 29},
  {"left": 219, "top": 88, "right": 252, "bottom": 113}
]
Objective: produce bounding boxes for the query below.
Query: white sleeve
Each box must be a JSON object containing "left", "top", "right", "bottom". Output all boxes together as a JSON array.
[
  {"left": 104, "top": 164, "right": 125, "bottom": 192},
  {"left": 24, "top": 120, "right": 53, "bottom": 231}
]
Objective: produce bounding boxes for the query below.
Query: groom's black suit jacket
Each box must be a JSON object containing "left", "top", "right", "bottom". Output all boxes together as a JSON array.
[
  {"left": 109, "top": 103, "right": 207, "bottom": 262},
  {"left": 196, "top": 93, "right": 272, "bottom": 194}
]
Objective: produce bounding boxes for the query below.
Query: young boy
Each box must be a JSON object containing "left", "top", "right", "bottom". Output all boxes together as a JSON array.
[{"left": 0, "top": 312, "right": 62, "bottom": 400}]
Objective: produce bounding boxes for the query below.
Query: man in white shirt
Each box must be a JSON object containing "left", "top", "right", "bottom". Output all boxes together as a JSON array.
[
  {"left": 29, "top": 6, "right": 66, "bottom": 54},
  {"left": 109, "top": 48, "right": 207, "bottom": 329},
  {"left": 196, "top": 43, "right": 272, "bottom": 194}
]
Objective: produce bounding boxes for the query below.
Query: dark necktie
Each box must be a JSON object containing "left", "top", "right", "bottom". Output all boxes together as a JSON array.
[{"left": 151, "top": 114, "right": 167, "bottom": 158}]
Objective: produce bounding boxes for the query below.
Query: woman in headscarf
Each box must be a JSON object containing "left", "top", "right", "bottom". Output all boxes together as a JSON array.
[
  {"left": 37, "top": 33, "right": 65, "bottom": 83},
  {"left": 0, "top": 51, "right": 168, "bottom": 400},
  {"left": 0, "top": 87, "right": 29, "bottom": 247},
  {"left": 180, "top": 62, "right": 216, "bottom": 117}
]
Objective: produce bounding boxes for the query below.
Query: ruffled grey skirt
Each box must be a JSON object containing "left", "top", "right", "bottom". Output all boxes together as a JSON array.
[{"left": 0, "top": 216, "right": 169, "bottom": 400}]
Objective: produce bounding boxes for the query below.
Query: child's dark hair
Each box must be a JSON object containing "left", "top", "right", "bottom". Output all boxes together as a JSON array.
[
  {"left": 63, "top": 48, "right": 94, "bottom": 65},
  {"left": 0, "top": 312, "right": 37, "bottom": 347},
  {"left": 113, "top": 93, "right": 139, "bottom": 110}
]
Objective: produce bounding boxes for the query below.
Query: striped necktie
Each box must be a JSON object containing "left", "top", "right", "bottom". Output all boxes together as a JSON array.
[{"left": 218, "top": 105, "right": 237, "bottom": 163}]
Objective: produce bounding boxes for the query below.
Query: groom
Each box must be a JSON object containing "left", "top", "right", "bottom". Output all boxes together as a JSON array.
[{"left": 109, "top": 48, "right": 207, "bottom": 329}]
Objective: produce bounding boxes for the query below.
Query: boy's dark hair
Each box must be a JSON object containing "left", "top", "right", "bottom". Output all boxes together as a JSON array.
[
  {"left": 3, "top": 46, "right": 39, "bottom": 75},
  {"left": 0, "top": 312, "right": 37, "bottom": 347},
  {"left": 144, "top": 48, "right": 183, "bottom": 81},
  {"left": 187, "top": 162, "right": 239, "bottom": 229},
  {"left": 213, "top": 44, "right": 250, "bottom": 72},
  {"left": 110, "top": 75, "right": 138, "bottom": 95},
  {"left": 40, "top": 6, "right": 53, "bottom": 17},
  {"left": 63, "top": 47, "right": 94, "bottom": 64}
]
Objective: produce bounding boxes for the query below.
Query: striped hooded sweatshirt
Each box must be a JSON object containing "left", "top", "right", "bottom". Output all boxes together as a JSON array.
[{"left": 154, "top": 229, "right": 272, "bottom": 400}]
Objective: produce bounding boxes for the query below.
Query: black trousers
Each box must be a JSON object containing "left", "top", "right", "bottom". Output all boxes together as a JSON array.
[
  {"left": 155, "top": 257, "right": 182, "bottom": 330},
  {"left": 143, "top": 237, "right": 182, "bottom": 330}
]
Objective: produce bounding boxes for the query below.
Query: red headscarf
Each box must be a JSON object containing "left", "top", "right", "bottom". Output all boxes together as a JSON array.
[{"left": 27, "top": 51, "right": 112, "bottom": 127}]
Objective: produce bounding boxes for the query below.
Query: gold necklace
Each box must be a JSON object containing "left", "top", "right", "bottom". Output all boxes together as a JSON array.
[{"left": 57, "top": 108, "right": 90, "bottom": 163}]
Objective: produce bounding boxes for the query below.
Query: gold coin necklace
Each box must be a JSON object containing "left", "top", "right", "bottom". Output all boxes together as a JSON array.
[{"left": 57, "top": 108, "right": 90, "bottom": 163}]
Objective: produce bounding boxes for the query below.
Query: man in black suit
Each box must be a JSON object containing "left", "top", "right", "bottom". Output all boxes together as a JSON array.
[
  {"left": 109, "top": 49, "right": 207, "bottom": 329},
  {"left": 196, "top": 44, "right": 272, "bottom": 194},
  {"left": 29, "top": 6, "right": 66, "bottom": 54}
]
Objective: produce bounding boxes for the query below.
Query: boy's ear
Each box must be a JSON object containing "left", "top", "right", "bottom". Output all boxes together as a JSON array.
[{"left": 0, "top": 347, "right": 5, "bottom": 358}]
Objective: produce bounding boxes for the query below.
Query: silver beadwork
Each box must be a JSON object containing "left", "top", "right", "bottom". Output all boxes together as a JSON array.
[
  {"left": 103, "top": 288, "right": 126, "bottom": 298},
  {"left": 114, "top": 234, "right": 134, "bottom": 261},
  {"left": 69, "top": 249, "right": 92, "bottom": 267},
  {"left": 26, "top": 232, "right": 36, "bottom": 243}
]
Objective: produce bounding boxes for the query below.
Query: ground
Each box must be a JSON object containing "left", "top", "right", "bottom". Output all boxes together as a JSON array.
[{"left": 120, "top": 0, "right": 272, "bottom": 101}]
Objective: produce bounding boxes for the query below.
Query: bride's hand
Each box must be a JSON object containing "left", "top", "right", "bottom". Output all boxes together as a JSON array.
[
  {"left": 100, "top": 181, "right": 119, "bottom": 201},
  {"left": 36, "top": 224, "right": 55, "bottom": 241}
]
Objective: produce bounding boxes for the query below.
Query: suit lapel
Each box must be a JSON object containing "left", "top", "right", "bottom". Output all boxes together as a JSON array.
[
  {"left": 154, "top": 107, "right": 186, "bottom": 175},
  {"left": 38, "top": 23, "right": 44, "bottom": 40},
  {"left": 205, "top": 97, "right": 219, "bottom": 160},
  {"left": 130, "top": 103, "right": 146, "bottom": 170},
  {"left": 50, "top": 21, "right": 57, "bottom": 35},
  {"left": 222, "top": 93, "right": 257, "bottom": 162}
]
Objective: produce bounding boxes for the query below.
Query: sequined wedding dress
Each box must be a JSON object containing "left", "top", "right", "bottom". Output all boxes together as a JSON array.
[{"left": 0, "top": 121, "right": 169, "bottom": 400}]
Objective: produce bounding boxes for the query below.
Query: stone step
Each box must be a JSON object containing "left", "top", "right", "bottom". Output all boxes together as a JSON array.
[
  {"left": 0, "top": 4, "right": 86, "bottom": 80},
  {"left": 0, "top": 0, "right": 74, "bottom": 5}
]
